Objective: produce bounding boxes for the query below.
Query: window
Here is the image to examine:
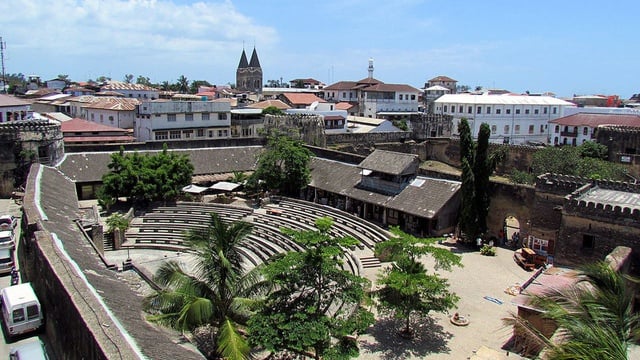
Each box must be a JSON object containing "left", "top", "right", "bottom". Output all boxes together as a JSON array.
[
  {"left": 197, "top": 129, "right": 205, "bottom": 137},
  {"left": 544, "top": 107, "right": 548, "bottom": 114},
  {"left": 185, "top": 113, "right": 193, "bottom": 121},
  {"left": 504, "top": 125, "right": 510, "bottom": 134},
  {"left": 218, "top": 129, "right": 228, "bottom": 137},
  {"left": 496, "top": 108, "right": 501, "bottom": 114},
  {"left": 399, "top": 94, "right": 404, "bottom": 100},
  {"left": 343, "top": 92, "right": 346, "bottom": 98},
  {"left": 506, "top": 109, "right": 511, "bottom": 115},
  {"left": 515, "top": 109, "right": 521, "bottom": 115},
  {"left": 100, "top": 114, "right": 103, "bottom": 121},
  {"left": 582, "top": 234, "right": 595, "bottom": 249},
  {"left": 26, "top": 305, "right": 39, "bottom": 320},
  {"left": 155, "top": 131, "right": 168, "bottom": 140},
  {"left": 202, "top": 112, "right": 210, "bottom": 121},
  {"left": 208, "top": 130, "right": 214, "bottom": 138},
  {"left": 411, "top": 95, "right": 416, "bottom": 100},
  {"left": 468, "top": 106, "right": 472, "bottom": 114},
  {"left": 529, "top": 125, "right": 534, "bottom": 134},
  {"left": 534, "top": 109, "right": 539, "bottom": 114},
  {"left": 91, "top": 113, "right": 95, "bottom": 120},
  {"left": 553, "top": 107, "right": 557, "bottom": 114},
  {"left": 555, "top": 125, "right": 560, "bottom": 133},
  {"left": 443, "top": 105, "right": 448, "bottom": 113},
  {"left": 170, "top": 130, "right": 181, "bottom": 139},
  {"left": 167, "top": 114, "right": 176, "bottom": 122},
  {"left": 476, "top": 106, "right": 481, "bottom": 114},
  {"left": 540, "top": 124, "right": 545, "bottom": 133},
  {"left": 515, "top": 125, "right": 520, "bottom": 134},
  {"left": 12, "top": 308, "right": 25, "bottom": 322},
  {"left": 583, "top": 127, "right": 588, "bottom": 135},
  {"left": 219, "top": 113, "right": 228, "bottom": 120},
  {"left": 459, "top": 105, "right": 463, "bottom": 113},
  {"left": 183, "top": 130, "right": 193, "bottom": 138},
  {"left": 486, "top": 106, "right": 491, "bottom": 114},
  {"left": 491, "top": 125, "right": 497, "bottom": 133},
  {"left": 108, "top": 116, "right": 114, "bottom": 122},
  {"left": 525, "top": 109, "right": 530, "bottom": 115}
]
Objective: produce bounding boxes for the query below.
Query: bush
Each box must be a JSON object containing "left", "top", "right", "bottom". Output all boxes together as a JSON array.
[{"left": 480, "top": 244, "right": 496, "bottom": 256}]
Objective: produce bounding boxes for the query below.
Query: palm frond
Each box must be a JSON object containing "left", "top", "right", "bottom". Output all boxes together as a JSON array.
[{"left": 217, "top": 318, "right": 250, "bottom": 360}]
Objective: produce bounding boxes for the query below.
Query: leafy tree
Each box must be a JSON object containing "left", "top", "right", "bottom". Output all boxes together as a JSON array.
[
  {"left": 248, "top": 217, "right": 375, "bottom": 359},
  {"left": 252, "top": 134, "right": 313, "bottom": 196},
  {"left": 508, "top": 169, "right": 536, "bottom": 185},
  {"left": 190, "top": 80, "right": 212, "bottom": 94},
  {"left": 291, "top": 79, "right": 305, "bottom": 88},
  {"left": 100, "top": 145, "right": 193, "bottom": 205},
  {"left": 57, "top": 74, "right": 69, "bottom": 82},
  {"left": 261, "top": 106, "right": 284, "bottom": 115},
  {"left": 124, "top": 74, "right": 134, "bottom": 83},
  {"left": 144, "top": 213, "right": 266, "bottom": 360},
  {"left": 503, "top": 261, "right": 640, "bottom": 359},
  {"left": 531, "top": 145, "right": 627, "bottom": 181},
  {"left": 96, "top": 75, "right": 111, "bottom": 83},
  {"left": 136, "top": 75, "right": 152, "bottom": 86},
  {"left": 578, "top": 141, "right": 608, "bottom": 160},
  {"left": 458, "top": 119, "right": 504, "bottom": 241},
  {"left": 177, "top": 75, "right": 189, "bottom": 93},
  {"left": 160, "top": 81, "right": 171, "bottom": 91},
  {"left": 374, "top": 227, "right": 461, "bottom": 337}
]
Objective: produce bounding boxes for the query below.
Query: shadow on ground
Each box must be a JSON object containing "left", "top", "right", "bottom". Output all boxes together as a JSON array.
[{"left": 359, "top": 316, "right": 453, "bottom": 359}]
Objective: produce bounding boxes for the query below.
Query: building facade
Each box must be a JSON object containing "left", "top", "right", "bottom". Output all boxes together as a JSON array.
[
  {"left": 434, "top": 93, "right": 575, "bottom": 144},
  {"left": 549, "top": 113, "right": 640, "bottom": 146},
  {"left": 100, "top": 81, "right": 159, "bottom": 100},
  {"left": 0, "top": 94, "right": 32, "bottom": 122},
  {"left": 236, "top": 47, "right": 263, "bottom": 93},
  {"left": 135, "top": 100, "right": 231, "bottom": 142}
]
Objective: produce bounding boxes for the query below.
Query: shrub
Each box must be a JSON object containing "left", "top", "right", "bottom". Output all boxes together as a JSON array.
[{"left": 480, "top": 244, "right": 496, "bottom": 256}]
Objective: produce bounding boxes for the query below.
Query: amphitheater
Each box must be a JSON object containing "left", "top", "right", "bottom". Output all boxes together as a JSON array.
[{"left": 122, "top": 197, "right": 388, "bottom": 275}]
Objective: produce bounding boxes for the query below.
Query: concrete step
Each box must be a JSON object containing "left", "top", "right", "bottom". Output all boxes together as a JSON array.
[{"left": 359, "top": 256, "right": 381, "bottom": 268}]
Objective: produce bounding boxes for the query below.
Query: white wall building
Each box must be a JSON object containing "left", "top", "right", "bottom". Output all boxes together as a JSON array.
[
  {"left": 549, "top": 113, "right": 640, "bottom": 146},
  {"left": 434, "top": 93, "right": 575, "bottom": 144},
  {"left": 135, "top": 100, "right": 231, "bottom": 142},
  {"left": 0, "top": 94, "right": 32, "bottom": 122},
  {"left": 82, "top": 98, "right": 140, "bottom": 129}
]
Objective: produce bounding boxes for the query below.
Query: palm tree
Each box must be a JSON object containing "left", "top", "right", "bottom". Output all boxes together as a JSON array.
[
  {"left": 177, "top": 75, "right": 189, "bottom": 94},
  {"left": 144, "top": 213, "right": 266, "bottom": 360},
  {"left": 504, "top": 261, "right": 640, "bottom": 359}
]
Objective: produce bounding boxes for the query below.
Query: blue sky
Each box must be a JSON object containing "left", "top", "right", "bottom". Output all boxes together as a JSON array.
[{"left": 2, "top": 0, "right": 639, "bottom": 98}]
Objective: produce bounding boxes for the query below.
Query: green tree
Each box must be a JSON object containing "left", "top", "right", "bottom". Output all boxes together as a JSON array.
[
  {"left": 100, "top": 145, "right": 193, "bottom": 205},
  {"left": 504, "top": 261, "right": 640, "bottom": 359},
  {"left": 531, "top": 145, "right": 627, "bottom": 181},
  {"left": 177, "top": 75, "right": 189, "bottom": 93},
  {"left": 252, "top": 134, "right": 313, "bottom": 196},
  {"left": 473, "top": 123, "right": 492, "bottom": 235},
  {"left": 261, "top": 106, "right": 284, "bottom": 115},
  {"left": 57, "top": 74, "right": 69, "bottom": 82},
  {"left": 578, "top": 141, "right": 608, "bottom": 160},
  {"left": 374, "top": 227, "right": 461, "bottom": 337},
  {"left": 248, "top": 217, "right": 375, "bottom": 359},
  {"left": 124, "top": 74, "right": 134, "bottom": 83},
  {"left": 190, "top": 80, "right": 212, "bottom": 94},
  {"left": 144, "top": 213, "right": 266, "bottom": 360},
  {"left": 136, "top": 75, "right": 152, "bottom": 86}
]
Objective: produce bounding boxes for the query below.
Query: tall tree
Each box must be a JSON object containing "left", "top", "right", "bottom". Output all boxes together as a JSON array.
[
  {"left": 503, "top": 261, "right": 640, "bottom": 359},
  {"left": 473, "top": 123, "right": 492, "bottom": 235},
  {"left": 252, "top": 134, "right": 313, "bottom": 196},
  {"left": 248, "top": 217, "right": 374, "bottom": 359},
  {"left": 124, "top": 74, "right": 134, "bottom": 83},
  {"left": 177, "top": 75, "right": 189, "bottom": 93},
  {"left": 374, "top": 227, "right": 461, "bottom": 337},
  {"left": 144, "top": 213, "right": 266, "bottom": 360},
  {"left": 136, "top": 75, "right": 152, "bottom": 86},
  {"left": 190, "top": 80, "right": 212, "bottom": 94}
]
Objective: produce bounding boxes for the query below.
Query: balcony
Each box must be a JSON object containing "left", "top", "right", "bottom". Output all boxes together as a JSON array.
[{"left": 560, "top": 130, "right": 578, "bottom": 137}]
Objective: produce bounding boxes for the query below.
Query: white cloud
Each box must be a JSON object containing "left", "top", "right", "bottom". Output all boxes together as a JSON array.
[{"left": 1, "top": 0, "right": 277, "bottom": 82}]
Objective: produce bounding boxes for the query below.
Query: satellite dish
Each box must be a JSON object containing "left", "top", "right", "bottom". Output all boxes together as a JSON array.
[{"left": 309, "top": 101, "right": 319, "bottom": 111}]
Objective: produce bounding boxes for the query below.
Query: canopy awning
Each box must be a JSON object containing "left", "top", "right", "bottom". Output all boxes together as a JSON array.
[
  {"left": 209, "top": 181, "right": 241, "bottom": 192},
  {"left": 182, "top": 184, "right": 209, "bottom": 194}
]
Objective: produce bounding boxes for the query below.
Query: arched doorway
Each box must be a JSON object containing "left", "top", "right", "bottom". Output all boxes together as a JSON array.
[{"left": 504, "top": 216, "right": 520, "bottom": 247}]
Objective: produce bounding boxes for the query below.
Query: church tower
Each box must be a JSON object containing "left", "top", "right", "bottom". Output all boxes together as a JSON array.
[{"left": 236, "top": 47, "right": 263, "bottom": 93}]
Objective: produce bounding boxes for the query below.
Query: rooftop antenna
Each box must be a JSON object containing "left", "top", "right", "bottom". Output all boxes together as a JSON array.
[{"left": 0, "top": 37, "right": 6, "bottom": 93}]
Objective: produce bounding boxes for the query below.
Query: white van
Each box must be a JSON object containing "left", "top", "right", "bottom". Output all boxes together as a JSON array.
[
  {"left": 1, "top": 283, "right": 44, "bottom": 338},
  {"left": 0, "top": 247, "right": 14, "bottom": 274},
  {"left": 9, "top": 337, "right": 49, "bottom": 360}
]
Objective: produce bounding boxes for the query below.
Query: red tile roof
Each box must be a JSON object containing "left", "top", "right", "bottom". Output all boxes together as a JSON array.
[
  {"left": 334, "top": 102, "right": 356, "bottom": 110},
  {"left": 429, "top": 75, "right": 457, "bottom": 82},
  {"left": 549, "top": 113, "right": 640, "bottom": 127},
  {"left": 0, "top": 94, "right": 31, "bottom": 107},
  {"left": 281, "top": 93, "right": 326, "bottom": 105},
  {"left": 363, "top": 83, "right": 421, "bottom": 93},
  {"left": 324, "top": 81, "right": 358, "bottom": 91},
  {"left": 82, "top": 97, "right": 140, "bottom": 111},
  {"left": 61, "top": 118, "right": 129, "bottom": 133},
  {"left": 64, "top": 135, "right": 136, "bottom": 143}
]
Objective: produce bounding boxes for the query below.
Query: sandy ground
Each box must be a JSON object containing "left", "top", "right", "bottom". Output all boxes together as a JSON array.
[{"left": 108, "top": 236, "right": 532, "bottom": 360}]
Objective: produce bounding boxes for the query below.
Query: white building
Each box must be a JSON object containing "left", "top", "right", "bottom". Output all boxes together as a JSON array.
[
  {"left": 101, "top": 81, "right": 159, "bottom": 100},
  {"left": 82, "top": 97, "right": 140, "bottom": 129},
  {"left": 434, "top": 93, "right": 575, "bottom": 144},
  {"left": 0, "top": 94, "right": 32, "bottom": 122},
  {"left": 135, "top": 100, "right": 231, "bottom": 142},
  {"left": 549, "top": 113, "right": 640, "bottom": 146},
  {"left": 323, "top": 59, "right": 420, "bottom": 118}
]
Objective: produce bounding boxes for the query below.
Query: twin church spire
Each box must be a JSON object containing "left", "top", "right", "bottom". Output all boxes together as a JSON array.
[{"left": 236, "top": 46, "right": 262, "bottom": 92}]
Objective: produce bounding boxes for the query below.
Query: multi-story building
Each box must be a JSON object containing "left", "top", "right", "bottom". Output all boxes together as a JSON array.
[
  {"left": 549, "top": 112, "right": 640, "bottom": 146},
  {"left": 100, "top": 81, "right": 159, "bottom": 100},
  {"left": 425, "top": 75, "right": 457, "bottom": 93},
  {"left": 82, "top": 97, "right": 140, "bottom": 129},
  {"left": 0, "top": 94, "right": 32, "bottom": 122},
  {"left": 323, "top": 59, "right": 421, "bottom": 118},
  {"left": 434, "top": 93, "right": 575, "bottom": 144},
  {"left": 135, "top": 100, "right": 231, "bottom": 141}
]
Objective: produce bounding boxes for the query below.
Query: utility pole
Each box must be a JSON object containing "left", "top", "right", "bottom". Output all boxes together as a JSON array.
[{"left": 0, "top": 37, "right": 6, "bottom": 94}]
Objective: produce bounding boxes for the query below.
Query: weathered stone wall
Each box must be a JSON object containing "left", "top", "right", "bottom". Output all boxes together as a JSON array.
[
  {"left": 264, "top": 114, "right": 326, "bottom": 146},
  {"left": 485, "top": 182, "right": 535, "bottom": 240},
  {"left": 325, "top": 131, "right": 410, "bottom": 147},
  {"left": 596, "top": 125, "right": 640, "bottom": 177},
  {"left": 408, "top": 113, "right": 454, "bottom": 141}
]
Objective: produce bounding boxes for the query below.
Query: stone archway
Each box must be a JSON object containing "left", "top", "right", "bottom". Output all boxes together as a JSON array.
[{"left": 504, "top": 215, "right": 520, "bottom": 247}]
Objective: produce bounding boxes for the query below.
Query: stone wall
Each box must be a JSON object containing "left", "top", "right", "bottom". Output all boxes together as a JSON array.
[
  {"left": 596, "top": 125, "right": 640, "bottom": 177},
  {"left": 64, "top": 137, "right": 265, "bottom": 153},
  {"left": 325, "top": 131, "right": 410, "bottom": 147},
  {"left": 264, "top": 114, "right": 326, "bottom": 146}
]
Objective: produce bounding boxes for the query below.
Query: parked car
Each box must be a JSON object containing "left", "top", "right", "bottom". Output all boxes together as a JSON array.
[
  {"left": 0, "top": 214, "right": 17, "bottom": 231},
  {"left": 9, "top": 337, "right": 49, "bottom": 360},
  {"left": 0, "top": 230, "right": 14, "bottom": 249}
]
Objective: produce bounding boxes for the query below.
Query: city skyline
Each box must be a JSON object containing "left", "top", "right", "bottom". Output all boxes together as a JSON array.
[{"left": 2, "top": 0, "right": 639, "bottom": 98}]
